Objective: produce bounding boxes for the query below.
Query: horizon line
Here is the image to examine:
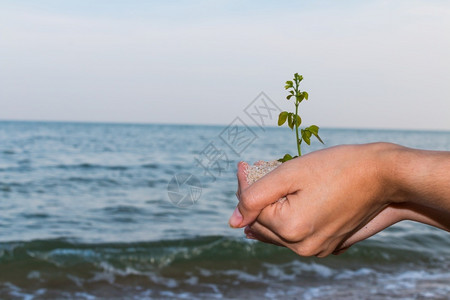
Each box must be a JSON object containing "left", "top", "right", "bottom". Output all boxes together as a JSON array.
[{"left": 1, "top": 118, "right": 449, "bottom": 133}]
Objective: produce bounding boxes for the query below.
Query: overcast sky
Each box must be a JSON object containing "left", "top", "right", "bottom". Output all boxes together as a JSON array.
[{"left": 1, "top": 0, "right": 449, "bottom": 130}]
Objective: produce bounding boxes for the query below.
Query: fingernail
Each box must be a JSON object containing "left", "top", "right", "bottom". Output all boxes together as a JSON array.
[
  {"left": 238, "top": 161, "right": 248, "bottom": 172},
  {"left": 228, "top": 207, "right": 243, "bottom": 228},
  {"left": 246, "top": 234, "right": 256, "bottom": 240}
]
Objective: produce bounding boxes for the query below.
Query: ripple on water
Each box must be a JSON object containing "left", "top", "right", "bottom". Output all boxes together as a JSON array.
[
  {"left": 100, "top": 205, "right": 147, "bottom": 216},
  {"left": 19, "top": 213, "right": 51, "bottom": 219},
  {"left": 142, "top": 163, "right": 159, "bottom": 169}
]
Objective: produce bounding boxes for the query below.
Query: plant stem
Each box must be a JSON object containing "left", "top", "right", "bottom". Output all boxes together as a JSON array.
[{"left": 295, "top": 102, "right": 301, "bottom": 156}]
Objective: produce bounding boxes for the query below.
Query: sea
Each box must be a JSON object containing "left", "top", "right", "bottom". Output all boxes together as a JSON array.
[{"left": 0, "top": 120, "right": 449, "bottom": 299}]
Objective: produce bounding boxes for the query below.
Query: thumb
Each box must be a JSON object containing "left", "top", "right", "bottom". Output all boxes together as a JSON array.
[{"left": 229, "top": 159, "right": 294, "bottom": 228}]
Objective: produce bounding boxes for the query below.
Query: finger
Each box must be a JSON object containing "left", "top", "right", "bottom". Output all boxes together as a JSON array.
[
  {"left": 230, "top": 159, "right": 299, "bottom": 228},
  {"left": 230, "top": 162, "right": 250, "bottom": 227},
  {"left": 235, "top": 161, "right": 249, "bottom": 200},
  {"left": 247, "top": 221, "right": 287, "bottom": 247},
  {"left": 244, "top": 225, "right": 283, "bottom": 246},
  {"left": 255, "top": 194, "right": 293, "bottom": 236},
  {"left": 236, "top": 161, "right": 249, "bottom": 197},
  {"left": 332, "top": 246, "right": 350, "bottom": 255}
]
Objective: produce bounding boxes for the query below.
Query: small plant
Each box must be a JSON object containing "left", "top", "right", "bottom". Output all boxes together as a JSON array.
[{"left": 278, "top": 73, "right": 323, "bottom": 162}]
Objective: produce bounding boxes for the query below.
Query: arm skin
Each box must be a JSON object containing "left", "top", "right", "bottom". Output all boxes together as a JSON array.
[{"left": 229, "top": 143, "right": 450, "bottom": 257}]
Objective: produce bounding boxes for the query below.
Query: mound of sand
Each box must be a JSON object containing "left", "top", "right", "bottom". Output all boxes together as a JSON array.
[
  {"left": 245, "top": 160, "right": 287, "bottom": 204},
  {"left": 246, "top": 160, "right": 282, "bottom": 185}
]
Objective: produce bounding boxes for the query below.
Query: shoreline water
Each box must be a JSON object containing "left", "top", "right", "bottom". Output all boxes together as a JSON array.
[
  {"left": 0, "top": 121, "right": 449, "bottom": 299},
  {"left": 1, "top": 235, "right": 449, "bottom": 299},
  {"left": 1, "top": 234, "right": 449, "bottom": 299}
]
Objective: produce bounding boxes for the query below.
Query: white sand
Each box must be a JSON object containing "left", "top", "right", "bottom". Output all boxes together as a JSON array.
[
  {"left": 245, "top": 160, "right": 286, "bottom": 203},
  {"left": 246, "top": 160, "right": 282, "bottom": 185}
]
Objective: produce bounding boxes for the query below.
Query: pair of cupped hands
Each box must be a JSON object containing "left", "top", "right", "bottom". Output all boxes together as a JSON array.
[{"left": 228, "top": 143, "right": 448, "bottom": 257}]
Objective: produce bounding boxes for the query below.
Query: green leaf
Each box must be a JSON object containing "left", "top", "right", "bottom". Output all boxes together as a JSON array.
[
  {"left": 307, "top": 125, "right": 319, "bottom": 135},
  {"left": 307, "top": 125, "right": 324, "bottom": 144},
  {"left": 284, "top": 80, "right": 293, "bottom": 89},
  {"left": 295, "top": 115, "right": 301, "bottom": 127},
  {"left": 314, "top": 134, "right": 324, "bottom": 144},
  {"left": 302, "top": 129, "right": 311, "bottom": 145},
  {"left": 287, "top": 113, "right": 294, "bottom": 130},
  {"left": 303, "top": 135, "right": 311, "bottom": 145},
  {"left": 286, "top": 94, "right": 293, "bottom": 100},
  {"left": 294, "top": 73, "right": 303, "bottom": 82},
  {"left": 303, "top": 91, "right": 309, "bottom": 100},
  {"left": 278, "top": 111, "right": 288, "bottom": 126},
  {"left": 278, "top": 153, "right": 293, "bottom": 162}
]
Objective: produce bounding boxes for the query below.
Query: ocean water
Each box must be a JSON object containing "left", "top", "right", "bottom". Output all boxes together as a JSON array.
[{"left": 0, "top": 120, "right": 449, "bottom": 299}]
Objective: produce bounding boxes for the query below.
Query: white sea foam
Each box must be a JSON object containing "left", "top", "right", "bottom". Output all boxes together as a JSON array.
[
  {"left": 221, "top": 269, "right": 264, "bottom": 282},
  {"left": 335, "top": 267, "right": 374, "bottom": 280}
]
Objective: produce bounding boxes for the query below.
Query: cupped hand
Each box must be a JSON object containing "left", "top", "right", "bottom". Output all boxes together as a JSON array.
[{"left": 229, "top": 143, "right": 450, "bottom": 257}]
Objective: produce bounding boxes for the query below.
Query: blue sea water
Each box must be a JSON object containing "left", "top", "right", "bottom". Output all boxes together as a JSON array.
[{"left": 0, "top": 120, "right": 449, "bottom": 299}]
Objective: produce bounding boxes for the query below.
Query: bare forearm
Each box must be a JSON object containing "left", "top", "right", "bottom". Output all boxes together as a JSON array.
[
  {"left": 388, "top": 145, "right": 450, "bottom": 212},
  {"left": 401, "top": 202, "right": 450, "bottom": 231}
]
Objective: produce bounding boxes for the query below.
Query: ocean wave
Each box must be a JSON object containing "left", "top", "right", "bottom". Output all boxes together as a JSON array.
[
  {"left": 1, "top": 150, "right": 16, "bottom": 155},
  {"left": 0, "top": 236, "right": 445, "bottom": 275},
  {"left": 0, "top": 177, "right": 121, "bottom": 193},
  {"left": 141, "top": 163, "right": 159, "bottom": 169},
  {"left": 98, "top": 205, "right": 148, "bottom": 216},
  {"left": 55, "top": 163, "right": 130, "bottom": 171},
  {"left": 0, "top": 163, "right": 156, "bottom": 172},
  {"left": 0, "top": 236, "right": 449, "bottom": 299},
  {"left": 53, "top": 162, "right": 164, "bottom": 171},
  {"left": 66, "top": 176, "right": 119, "bottom": 186}
]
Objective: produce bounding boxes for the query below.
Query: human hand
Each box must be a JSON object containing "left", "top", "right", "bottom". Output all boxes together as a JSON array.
[{"left": 229, "top": 143, "right": 450, "bottom": 257}]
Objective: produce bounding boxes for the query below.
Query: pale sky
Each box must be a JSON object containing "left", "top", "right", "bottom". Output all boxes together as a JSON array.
[{"left": 1, "top": 0, "right": 449, "bottom": 130}]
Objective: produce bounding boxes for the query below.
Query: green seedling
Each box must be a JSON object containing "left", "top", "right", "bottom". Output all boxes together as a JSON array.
[{"left": 278, "top": 73, "right": 324, "bottom": 162}]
